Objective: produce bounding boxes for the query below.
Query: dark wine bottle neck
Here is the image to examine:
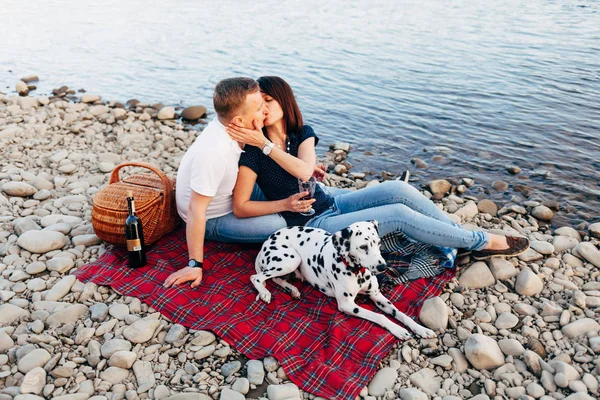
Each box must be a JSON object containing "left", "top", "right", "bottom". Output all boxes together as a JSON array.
[{"left": 127, "top": 197, "right": 136, "bottom": 215}]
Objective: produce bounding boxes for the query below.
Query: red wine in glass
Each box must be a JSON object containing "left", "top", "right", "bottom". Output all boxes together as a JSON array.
[{"left": 298, "top": 176, "right": 317, "bottom": 216}]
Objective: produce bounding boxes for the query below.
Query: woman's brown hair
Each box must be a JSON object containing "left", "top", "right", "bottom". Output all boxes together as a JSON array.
[{"left": 257, "top": 76, "right": 304, "bottom": 135}]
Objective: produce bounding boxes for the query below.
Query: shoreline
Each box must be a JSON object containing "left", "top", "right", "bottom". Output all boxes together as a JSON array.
[{"left": 1, "top": 85, "right": 600, "bottom": 400}]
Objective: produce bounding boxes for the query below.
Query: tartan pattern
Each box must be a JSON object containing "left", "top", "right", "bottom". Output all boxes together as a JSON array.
[
  {"left": 74, "top": 227, "right": 456, "bottom": 400},
  {"left": 379, "top": 231, "right": 458, "bottom": 285}
]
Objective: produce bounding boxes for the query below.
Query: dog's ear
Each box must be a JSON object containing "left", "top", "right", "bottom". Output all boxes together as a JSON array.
[
  {"left": 369, "top": 220, "right": 379, "bottom": 234},
  {"left": 340, "top": 227, "right": 353, "bottom": 240}
]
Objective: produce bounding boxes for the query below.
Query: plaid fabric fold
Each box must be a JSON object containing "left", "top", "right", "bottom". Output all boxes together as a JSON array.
[{"left": 74, "top": 227, "right": 455, "bottom": 400}]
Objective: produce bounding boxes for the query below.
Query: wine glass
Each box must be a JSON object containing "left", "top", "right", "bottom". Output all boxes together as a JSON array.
[{"left": 297, "top": 176, "right": 317, "bottom": 216}]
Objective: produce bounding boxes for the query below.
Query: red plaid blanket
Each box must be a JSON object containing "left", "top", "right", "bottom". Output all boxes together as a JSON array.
[{"left": 74, "top": 227, "right": 455, "bottom": 400}]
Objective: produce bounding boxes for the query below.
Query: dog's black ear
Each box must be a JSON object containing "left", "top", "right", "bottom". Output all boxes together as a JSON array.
[
  {"left": 340, "top": 227, "right": 353, "bottom": 239},
  {"left": 369, "top": 220, "right": 379, "bottom": 234}
]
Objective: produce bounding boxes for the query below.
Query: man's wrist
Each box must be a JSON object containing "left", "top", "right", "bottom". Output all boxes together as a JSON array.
[{"left": 188, "top": 259, "right": 203, "bottom": 269}]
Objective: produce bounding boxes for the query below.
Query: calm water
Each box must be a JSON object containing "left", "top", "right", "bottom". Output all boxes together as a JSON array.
[{"left": 1, "top": 0, "right": 599, "bottom": 226}]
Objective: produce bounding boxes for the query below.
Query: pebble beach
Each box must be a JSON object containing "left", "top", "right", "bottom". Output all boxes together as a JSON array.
[{"left": 1, "top": 80, "right": 600, "bottom": 400}]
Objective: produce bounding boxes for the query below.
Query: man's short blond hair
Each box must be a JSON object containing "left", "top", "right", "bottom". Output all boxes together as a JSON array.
[{"left": 213, "top": 77, "right": 259, "bottom": 121}]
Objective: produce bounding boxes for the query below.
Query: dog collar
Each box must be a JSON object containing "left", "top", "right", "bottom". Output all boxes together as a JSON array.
[{"left": 341, "top": 257, "right": 366, "bottom": 274}]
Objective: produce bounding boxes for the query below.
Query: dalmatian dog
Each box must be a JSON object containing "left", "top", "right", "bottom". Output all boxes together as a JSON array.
[{"left": 251, "top": 221, "right": 436, "bottom": 340}]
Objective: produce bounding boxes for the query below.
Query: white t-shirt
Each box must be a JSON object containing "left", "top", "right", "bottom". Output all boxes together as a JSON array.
[{"left": 176, "top": 118, "right": 243, "bottom": 222}]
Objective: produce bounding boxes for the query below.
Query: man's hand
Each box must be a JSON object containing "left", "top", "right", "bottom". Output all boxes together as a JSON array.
[
  {"left": 164, "top": 267, "right": 203, "bottom": 288},
  {"left": 226, "top": 120, "right": 265, "bottom": 148}
]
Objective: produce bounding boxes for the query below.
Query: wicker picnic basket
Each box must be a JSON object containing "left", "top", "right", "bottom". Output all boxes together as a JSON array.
[{"left": 91, "top": 162, "right": 180, "bottom": 246}]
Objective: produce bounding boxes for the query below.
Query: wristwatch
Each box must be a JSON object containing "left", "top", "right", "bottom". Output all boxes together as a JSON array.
[
  {"left": 188, "top": 259, "right": 203, "bottom": 269},
  {"left": 262, "top": 141, "right": 275, "bottom": 155}
]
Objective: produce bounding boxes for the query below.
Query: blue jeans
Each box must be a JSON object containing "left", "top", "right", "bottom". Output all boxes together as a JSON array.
[
  {"left": 307, "top": 181, "right": 489, "bottom": 251},
  {"left": 204, "top": 185, "right": 286, "bottom": 243}
]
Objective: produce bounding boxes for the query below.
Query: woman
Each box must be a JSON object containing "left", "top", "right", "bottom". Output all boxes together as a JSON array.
[{"left": 228, "top": 76, "right": 529, "bottom": 259}]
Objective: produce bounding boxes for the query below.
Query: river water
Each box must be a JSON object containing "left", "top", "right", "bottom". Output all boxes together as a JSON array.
[{"left": 1, "top": 0, "right": 599, "bottom": 226}]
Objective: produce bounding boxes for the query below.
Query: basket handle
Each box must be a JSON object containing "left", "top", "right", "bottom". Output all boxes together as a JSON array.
[{"left": 109, "top": 162, "right": 172, "bottom": 194}]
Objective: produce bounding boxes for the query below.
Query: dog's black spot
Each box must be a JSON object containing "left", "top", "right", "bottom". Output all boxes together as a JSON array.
[
  {"left": 297, "top": 234, "right": 302, "bottom": 238},
  {"left": 266, "top": 257, "right": 271, "bottom": 263},
  {"left": 276, "top": 268, "right": 283, "bottom": 271},
  {"left": 341, "top": 227, "right": 352, "bottom": 239},
  {"left": 333, "top": 274, "right": 337, "bottom": 280},
  {"left": 285, "top": 236, "right": 289, "bottom": 240},
  {"left": 304, "top": 228, "right": 314, "bottom": 233},
  {"left": 269, "top": 246, "right": 277, "bottom": 251},
  {"left": 283, "top": 253, "right": 288, "bottom": 257},
  {"left": 264, "top": 251, "right": 270, "bottom": 257},
  {"left": 282, "top": 244, "right": 289, "bottom": 249},
  {"left": 327, "top": 282, "right": 333, "bottom": 288},
  {"left": 272, "top": 256, "right": 282, "bottom": 262},
  {"left": 298, "top": 226, "right": 304, "bottom": 231},
  {"left": 265, "top": 273, "right": 271, "bottom": 277},
  {"left": 299, "top": 241, "right": 304, "bottom": 246},
  {"left": 392, "top": 309, "right": 397, "bottom": 317},
  {"left": 306, "top": 237, "right": 310, "bottom": 242},
  {"left": 307, "top": 259, "right": 311, "bottom": 266},
  {"left": 312, "top": 267, "right": 319, "bottom": 276},
  {"left": 336, "top": 256, "right": 342, "bottom": 263},
  {"left": 368, "top": 282, "right": 372, "bottom": 290},
  {"left": 312, "top": 255, "right": 317, "bottom": 262},
  {"left": 353, "top": 307, "right": 359, "bottom": 314},
  {"left": 343, "top": 292, "right": 348, "bottom": 297},
  {"left": 274, "top": 231, "right": 281, "bottom": 236}
]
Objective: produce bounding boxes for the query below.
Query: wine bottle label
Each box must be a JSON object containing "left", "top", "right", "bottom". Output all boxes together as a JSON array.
[{"left": 127, "top": 239, "right": 142, "bottom": 252}]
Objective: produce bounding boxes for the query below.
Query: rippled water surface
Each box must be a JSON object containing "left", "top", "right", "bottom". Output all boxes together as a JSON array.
[{"left": 1, "top": 0, "right": 599, "bottom": 226}]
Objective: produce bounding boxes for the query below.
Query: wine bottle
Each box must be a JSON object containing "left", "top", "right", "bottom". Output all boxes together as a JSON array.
[{"left": 125, "top": 191, "right": 147, "bottom": 268}]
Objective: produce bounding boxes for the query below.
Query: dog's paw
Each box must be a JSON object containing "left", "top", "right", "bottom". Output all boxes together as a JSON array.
[
  {"left": 390, "top": 326, "right": 412, "bottom": 340},
  {"left": 290, "top": 287, "right": 301, "bottom": 299},
  {"left": 258, "top": 291, "right": 272, "bottom": 304},
  {"left": 414, "top": 326, "right": 436, "bottom": 339}
]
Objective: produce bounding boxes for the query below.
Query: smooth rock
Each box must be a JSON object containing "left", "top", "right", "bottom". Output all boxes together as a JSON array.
[
  {"left": 518, "top": 248, "right": 544, "bottom": 262},
  {"left": 459, "top": 262, "right": 495, "bottom": 289},
  {"left": 0, "top": 303, "right": 30, "bottom": 327},
  {"left": 46, "top": 304, "right": 88, "bottom": 326},
  {"left": 488, "top": 258, "right": 517, "bottom": 280},
  {"left": 17, "top": 230, "right": 66, "bottom": 253},
  {"left": 454, "top": 201, "right": 478, "bottom": 220},
  {"left": 20, "top": 367, "right": 46, "bottom": 395},
  {"left": 133, "top": 360, "right": 155, "bottom": 393},
  {"left": 45, "top": 275, "right": 76, "bottom": 301},
  {"left": 2, "top": 182, "right": 37, "bottom": 197},
  {"left": 219, "top": 388, "right": 244, "bottom": 400},
  {"left": 589, "top": 222, "right": 600, "bottom": 239},
  {"left": 399, "top": 388, "right": 427, "bottom": 400},
  {"left": 231, "top": 377, "right": 250, "bottom": 395},
  {"left": 408, "top": 368, "right": 441, "bottom": 395},
  {"left": 367, "top": 367, "right": 398, "bottom": 396},
  {"left": 515, "top": 268, "right": 543, "bottom": 296},
  {"left": 157, "top": 106, "right": 175, "bottom": 120},
  {"left": 553, "top": 236, "right": 579, "bottom": 252},
  {"left": 532, "top": 205, "right": 553, "bottom": 221},
  {"left": 18, "top": 349, "right": 51, "bottom": 373},
  {"left": 221, "top": 361, "right": 241, "bottom": 378},
  {"left": 495, "top": 312, "right": 518, "bottom": 329},
  {"left": 123, "top": 319, "right": 160, "bottom": 343},
  {"left": 530, "top": 241, "right": 555, "bottom": 255},
  {"left": 100, "top": 367, "right": 130, "bottom": 384},
  {"left": 101, "top": 339, "right": 133, "bottom": 359},
  {"left": 477, "top": 199, "right": 498, "bottom": 216},
  {"left": 0, "top": 330, "right": 15, "bottom": 352},
  {"left": 464, "top": 334, "right": 505, "bottom": 370},
  {"left": 267, "top": 383, "right": 300, "bottom": 400},
  {"left": 419, "top": 296, "right": 448, "bottom": 331},
  {"left": 562, "top": 318, "right": 600, "bottom": 338},
  {"left": 72, "top": 234, "right": 101, "bottom": 247},
  {"left": 108, "top": 351, "right": 137, "bottom": 369},
  {"left": 46, "top": 257, "right": 75, "bottom": 273},
  {"left": 181, "top": 106, "right": 207, "bottom": 120},
  {"left": 429, "top": 179, "right": 451, "bottom": 196},
  {"left": 574, "top": 242, "right": 600, "bottom": 268},
  {"left": 498, "top": 339, "right": 525, "bottom": 356},
  {"left": 246, "top": 360, "right": 265, "bottom": 385}
]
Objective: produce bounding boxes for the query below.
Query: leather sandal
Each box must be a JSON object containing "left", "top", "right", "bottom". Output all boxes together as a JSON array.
[{"left": 471, "top": 236, "right": 530, "bottom": 260}]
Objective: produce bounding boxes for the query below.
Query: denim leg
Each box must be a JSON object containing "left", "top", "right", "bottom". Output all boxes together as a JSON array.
[
  {"left": 205, "top": 212, "right": 287, "bottom": 243},
  {"left": 250, "top": 184, "right": 268, "bottom": 201},
  {"left": 334, "top": 181, "right": 458, "bottom": 226},
  {"left": 307, "top": 203, "right": 489, "bottom": 250},
  {"left": 318, "top": 184, "right": 352, "bottom": 197}
]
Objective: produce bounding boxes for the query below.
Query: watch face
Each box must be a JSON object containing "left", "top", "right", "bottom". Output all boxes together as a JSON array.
[{"left": 188, "top": 259, "right": 196, "bottom": 267}]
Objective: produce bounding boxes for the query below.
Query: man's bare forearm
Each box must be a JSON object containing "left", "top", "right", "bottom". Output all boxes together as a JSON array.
[{"left": 186, "top": 209, "right": 206, "bottom": 262}]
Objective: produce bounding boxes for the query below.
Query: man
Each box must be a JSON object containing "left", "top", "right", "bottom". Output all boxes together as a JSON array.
[{"left": 164, "top": 77, "right": 294, "bottom": 289}]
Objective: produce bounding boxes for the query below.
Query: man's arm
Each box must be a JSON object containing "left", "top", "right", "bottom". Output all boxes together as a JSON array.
[{"left": 164, "top": 191, "right": 212, "bottom": 288}]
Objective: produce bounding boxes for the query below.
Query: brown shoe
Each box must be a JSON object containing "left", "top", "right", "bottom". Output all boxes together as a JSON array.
[{"left": 471, "top": 236, "right": 530, "bottom": 260}]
